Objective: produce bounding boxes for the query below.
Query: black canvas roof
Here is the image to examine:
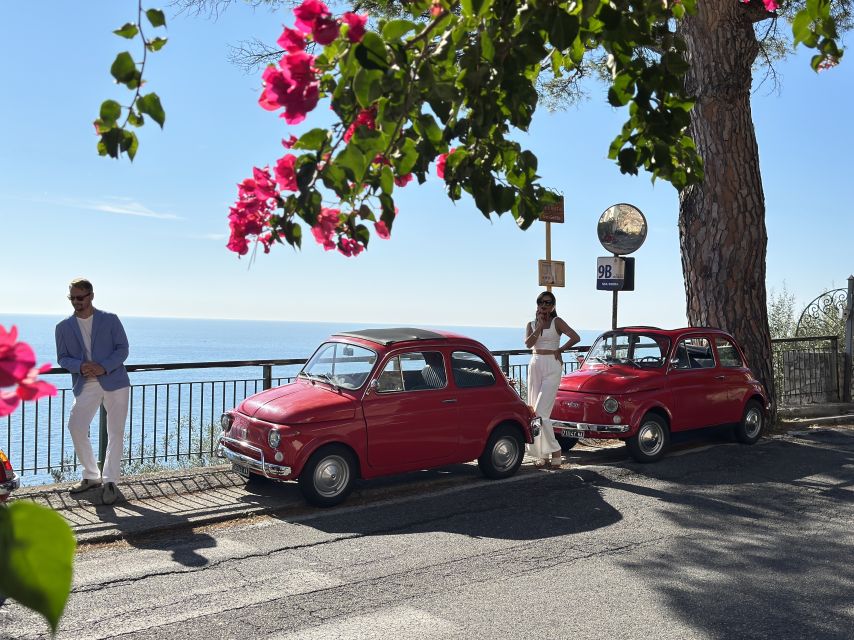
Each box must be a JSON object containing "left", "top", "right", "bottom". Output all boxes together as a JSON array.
[{"left": 333, "top": 328, "right": 447, "bottom": 346}]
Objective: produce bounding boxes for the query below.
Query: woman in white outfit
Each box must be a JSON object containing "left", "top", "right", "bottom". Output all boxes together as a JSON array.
[{"left": 524, "top": 292, "right": 580, "bottom": 466}]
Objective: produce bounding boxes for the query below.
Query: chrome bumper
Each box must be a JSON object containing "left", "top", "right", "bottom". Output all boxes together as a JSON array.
[
  {"left": 217, "top": 437, "right": 292, "bottom": 478},
  {"left": 0, "top": 472, "right": 20, "bottom": 499},
  {"left": 551, "top": 420, "right": 630, "bottom": 434}
]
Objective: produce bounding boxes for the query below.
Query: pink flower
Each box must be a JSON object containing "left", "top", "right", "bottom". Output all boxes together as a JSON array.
[
  {"left": 762, "top": 0, "right": 778, "bottom": 10},
  {"left": 338, "top": 237, "right": 364, "bottom": 257},
  {"left": 342, "top": 13, "right": 368, "bottom": 43},
  {"left": 344, "top": 107, "right": 377, "bottom": 142},
  {"left": 16, "top": 364, "right": 56, "bottom": 402},
  {"left": 394, "top": 173, "right": 413, "bottom": 187},
  {"left": 374, "top": 220, "right": 391, "bottom": 239},
  {"left": 0, "top": 390, "right": 19, "bottom": 417},
  {"left": 258, "top": 51, "right": 320, "bottom": 125},
  {"left": 282, "top": 135, "right": 298, "bottom": 149},
  {"left": 436, "top": 148, "right": 455, "bottom": 179},
  {"left": 274, "top": 154, "right": 299, "bottom": 191},
  {"left": 0, "top": 325, "right": 34, "bottom": 387},
  {"left": 294, "top": 0, "right": 339, "bottom": 45},
  {"left": 277, "top": 26, "right": 306, "bottom": 53},
  {"left": 311, "top": 207, "right": 341, "bottom": 250}
]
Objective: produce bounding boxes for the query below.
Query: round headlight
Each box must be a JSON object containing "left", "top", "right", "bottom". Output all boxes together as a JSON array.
[
  {"left": 268, "top": 430, "right": 281, "bottom": 448},
  {"left": 220, "top": 413, "right": 233, "bottom": 431},
  {"left": 603, "top": 397, "right": 619, "bottom": 414}
]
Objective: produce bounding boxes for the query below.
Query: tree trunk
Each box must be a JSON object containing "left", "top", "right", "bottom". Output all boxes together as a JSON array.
[{"left": 677, "top": 0, "right": 776, "bottom": 420}]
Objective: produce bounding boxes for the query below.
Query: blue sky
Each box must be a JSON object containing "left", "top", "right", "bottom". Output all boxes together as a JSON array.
[{"left": 1, "top": 2, "right": 852, "bottom": 333}]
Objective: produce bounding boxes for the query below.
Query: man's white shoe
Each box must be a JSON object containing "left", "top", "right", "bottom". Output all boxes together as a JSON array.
[
  {"left": 69, "top": 478, "right": 102, "bottom": 494},
  {"left": 102, "top": 482, "right": 119, "bottom": 505}
]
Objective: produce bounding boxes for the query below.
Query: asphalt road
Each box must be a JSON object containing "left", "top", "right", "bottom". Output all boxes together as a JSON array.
[{"left": 3, "top": 427, "right": 854, "bottom": 640}]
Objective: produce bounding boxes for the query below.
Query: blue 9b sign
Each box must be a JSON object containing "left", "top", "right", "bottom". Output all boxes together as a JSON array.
[{"left": 597, "top": 257, "right": 635, "bottom": 291}]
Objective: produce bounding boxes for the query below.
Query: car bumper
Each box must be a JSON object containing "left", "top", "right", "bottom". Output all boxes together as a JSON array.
[
  {"left": 0, "top": 472, "right": 20, "bottom": 501},
  {"left": 551, "top": 419, "right": 631, "bottom": 435},
  {"left": 217, "top": 437, "right": 292, "bottom": 479}
]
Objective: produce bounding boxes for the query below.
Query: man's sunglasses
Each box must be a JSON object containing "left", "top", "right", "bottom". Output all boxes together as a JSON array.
[{"left": 68, "top": 293, "right": 91, "bottom": 302}]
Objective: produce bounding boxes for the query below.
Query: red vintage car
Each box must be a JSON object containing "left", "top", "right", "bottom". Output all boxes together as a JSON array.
[
  {"left": 551, "top": 327, "right": 769, "bottom": 463},
  {"left": 0, "top": 448, "right": 20, "bottom": 503},
  {"left": 218, "top": 328, "right": 541, "bottom": 506}
]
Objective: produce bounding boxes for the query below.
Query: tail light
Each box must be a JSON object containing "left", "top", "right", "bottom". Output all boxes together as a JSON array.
[{"left": 0, "top": 449, "right": 11, "bottom": 483}]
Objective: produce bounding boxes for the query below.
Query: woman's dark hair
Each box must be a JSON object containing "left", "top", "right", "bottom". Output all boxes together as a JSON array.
[{"left": 536, "top": 292, "right": 558, "bottom": 319}]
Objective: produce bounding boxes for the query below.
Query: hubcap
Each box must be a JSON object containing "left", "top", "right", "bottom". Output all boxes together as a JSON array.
[
  {"left": 492, "top": 437, "right": 520, "bottom": 472},
  {"left": 314, "top": 455, "right": 350, "bottom": 497},
  {"left": 744, "top": 408, "right": 762, "bottom": 438},
  {"left": 638, "top": 422, "right": 664, "bottom": 456}
]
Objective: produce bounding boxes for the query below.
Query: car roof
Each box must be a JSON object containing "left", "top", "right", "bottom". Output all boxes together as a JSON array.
[
  {"left": 611, "top": 326, "right": 732, "bottom": 339},
  {"left": 333, "top": 327, "right": 458, "bottom": 346}
]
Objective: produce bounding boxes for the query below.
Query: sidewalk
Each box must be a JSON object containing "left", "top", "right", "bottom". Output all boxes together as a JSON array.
[{"left": 13, "top": 406, "right": 854, "bottom": 546}]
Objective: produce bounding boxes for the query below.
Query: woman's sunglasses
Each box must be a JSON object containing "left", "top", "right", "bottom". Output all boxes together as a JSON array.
[{"left": 537, "top": 299, "right": 555, "bottom": 306}]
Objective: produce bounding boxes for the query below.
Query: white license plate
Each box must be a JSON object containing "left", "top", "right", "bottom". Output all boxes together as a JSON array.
[
  {"left": 560, "top": 429, "right": 585, "bottom": 439},
  {"left": 232, "top": 463, "right": 251, "bottom": 476}
]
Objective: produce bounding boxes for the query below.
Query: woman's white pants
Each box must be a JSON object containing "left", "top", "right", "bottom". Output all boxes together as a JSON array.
[{"left": 526, "top": 354, "right": 562, "bottom": 459}]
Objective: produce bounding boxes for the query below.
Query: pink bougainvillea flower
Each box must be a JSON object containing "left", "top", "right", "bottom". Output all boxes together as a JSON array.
[
  {"left": 344, "top": 107, "right": 377, "bottom": 142},
  {"left": 311, "top": 207, "right": 341, "bottom": 251},
  {"left": 258, "top": 51, "right": 320, "bottom": 125},
  {"left": 430, "top": 0, "right": 443, "bottom": 17},
  {"left": 342, "top": 13, "right": 368, "bottom": 43},
  {"left": 274, "top": 154, "right": 299, "bottom": 191},
  {"left": 436, "top": 148, "right": 455, "bottom": 179},
  {"left": 394, "top": 173, "right": 413, "bottom": 187},
  {"left": 374, "top": 220, "right": 391, "bottom": 239},
  {"left": 294, "top": 0, "right": 332, "bottom": 33},
  {"left": 0, "top": 325, "right": 35, "bottom": 388},
  {"left": 762, "top": 0, "right": 779, "bottom": 10},
  {"left": 312, "top": 17, "right": 340, "bottom": 45},
  {"left": 277, "top": 26, "right": 307, "bottom": 53},
  {"left": 282, "top": 135, "right": 299, "bottom": 149},
  {"left": 15, "top": 364, "right": 56, "bottom": 402},
  {"left": 338, "top": 237, "right": 365, "bottom": 257},
  {"left": 0, "top": 390, "right": 20, "bottom": 417}
]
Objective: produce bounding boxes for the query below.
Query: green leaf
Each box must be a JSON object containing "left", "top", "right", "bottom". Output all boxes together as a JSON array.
[
  {"left": 381, "top": 19, "right": 417, "bottom": 41},
  {"left": 336, "top": 145, "right": 368, "bottom": 182},
  {"left": 120, "top": 129, "right": 139, "bottom": 160},
  {"left": 113, "top": 23, "right": 139, "bottom": 39},
  {"left": 145, "top": 8, "right": 166, "bottom": 28},
  {"left": 110, "top": 52, "right": 137, "bottom": 84},
  {"left": 146, "top": 37, "right": 168, "bottom": 52},
  {"left": 380, "top": 164, "right": 394, "bottom": 194},
  {"left": 97, "top": 127, "right": 123, "bottom": 159},
  {"left": 548, "top": 11, "right": 579, "bottom": 51},
  {"left": 355, "top": 32, "right": 389, "bottom": 71},
  {"left": 295, "top": 128, "right": 330, "bottom": 151},
  {"left": 99, "top": 99, "right": 122, "bottom": 126},
  {"left": 137, "top": 93, "right": 165, "bottom": 128},
  {"left": 127, "top": 110, "right": 144, "bottom": 127},
  {"left": 0, "top": 502, "right": 76, "bottom": 633},
  {"left": 353, "top": 68, "right": 384, "bottom": 108}
]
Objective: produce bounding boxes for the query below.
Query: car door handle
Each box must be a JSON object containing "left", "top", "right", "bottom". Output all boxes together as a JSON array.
[
  {"left": 442, "top": 398, "right": 458, "bottom": 404},
  {"left": 714, "top": 375, "right": 726, "bottom": 380}
]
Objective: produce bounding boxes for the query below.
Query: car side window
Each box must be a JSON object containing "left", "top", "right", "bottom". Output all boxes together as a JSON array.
[
  {"left": 715, "top": 337, "right": 743, "bottom": 368},
  {"left": 672, "top": 337, "right": 715, "bottom": 369},
  {"left": 377, "top": 351, "right": 446, "bottom": 393},
  {"left": 451, "top": 351, "right": 496, "bottom": 388}
]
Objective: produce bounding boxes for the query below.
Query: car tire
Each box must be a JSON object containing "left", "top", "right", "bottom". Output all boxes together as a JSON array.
[
  {"left": 627, "top": 414, "right": 670, "bottom": 463},
  {"left": 556, "top": 435, "right": 578, "bottom": 452},
  {"left": 298, "top": 445, "right": 357, "bottom": 507},
  {"left": 478, "top": 425, "right": 524, "bottom": 479},
  {"left": 734, "top": 399, "right": 764, "bottom": 444}
]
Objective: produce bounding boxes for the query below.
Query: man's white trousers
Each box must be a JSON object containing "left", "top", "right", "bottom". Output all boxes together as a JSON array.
[{"left": 68, "top": 380, "right": 129, "bottom": 483}]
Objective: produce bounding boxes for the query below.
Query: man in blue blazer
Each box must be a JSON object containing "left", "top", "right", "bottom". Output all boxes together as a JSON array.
[{"left": 55, "top": 278, "right": 130, "bottom": 505}]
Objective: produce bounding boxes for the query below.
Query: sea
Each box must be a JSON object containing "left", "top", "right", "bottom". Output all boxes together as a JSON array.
[{"left": 2, "top": 314, "right": 603, "bottom": 375}]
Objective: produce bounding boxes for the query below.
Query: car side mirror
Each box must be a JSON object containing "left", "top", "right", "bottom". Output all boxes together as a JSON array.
[{"left": 365, "top": 379, "right": 379, "bottom": 396}]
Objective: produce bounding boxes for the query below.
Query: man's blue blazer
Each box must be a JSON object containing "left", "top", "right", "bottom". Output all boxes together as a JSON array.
[{"left": 55, "top": 309, "right": 130, "bottom": 396}]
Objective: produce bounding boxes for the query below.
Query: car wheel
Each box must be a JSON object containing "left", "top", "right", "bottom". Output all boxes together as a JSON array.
[
  {"left": 478, "top": 425, "right": 524, "bottom": 479},
  {"left": 627, "top": 414, "right": 670, "bottom": 463},
  {"left": 298, "top": 445, "right": 356, "bottom": 507},
  {"left": 556, "top": 435, "right": 578, "bottom": 452},
  {"left": 734, "top": 399, "right": 764, "bottom": 444}
]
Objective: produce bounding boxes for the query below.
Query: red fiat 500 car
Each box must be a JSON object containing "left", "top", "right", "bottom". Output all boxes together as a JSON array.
[
  {"left": 218, "top": 328, "right": 541, "bottom": 506},
  {"left": 550, "top": 327, "right": 769, "bottom": 463},
  {"left": 0, "top": 448, "right": 20, "bottom": 503}
]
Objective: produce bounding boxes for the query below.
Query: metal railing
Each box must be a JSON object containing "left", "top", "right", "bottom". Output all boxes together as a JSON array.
[{"left": 5, "top": 337, "right": 845, "bottom": 485}]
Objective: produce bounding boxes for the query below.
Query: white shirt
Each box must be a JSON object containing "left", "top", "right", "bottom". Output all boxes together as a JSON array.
[{"left": 76, "top": 315, "right": 94, "bottom": 360}]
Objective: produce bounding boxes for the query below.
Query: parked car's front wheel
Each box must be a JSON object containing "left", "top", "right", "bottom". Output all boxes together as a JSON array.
[
  {"left": 627, "top": 414, "right": 670, "bottom": 463},
  {"left": 556, "top": 435, "right": 578, "bottom": 452},
  {"left": 299, "top": 445, "right": 356, "bottom": 507},
  {"left": 478, "top": 425, "right": 524, "bottom": 479},
  {"left": 734, "top": 399, "right": 764, "bottom": 444}
]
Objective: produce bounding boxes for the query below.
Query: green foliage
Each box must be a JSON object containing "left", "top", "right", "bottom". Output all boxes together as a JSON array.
[
  {"left": 96, "top": 2, "right": 167, "bottom": 161},
  {"left": 0, "top": 502, "right": 76, "bottom": 633},
  {"left": 768, "top": 283, "right": 798, "bottom": 338}
]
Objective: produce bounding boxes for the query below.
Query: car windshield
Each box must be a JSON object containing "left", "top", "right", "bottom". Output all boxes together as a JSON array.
[
  {"left": 300, "top": 342, "right": 377, "bottom": 390},
  {"left": 585, "top": 332, "right": 670, "bottom": 369}
]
